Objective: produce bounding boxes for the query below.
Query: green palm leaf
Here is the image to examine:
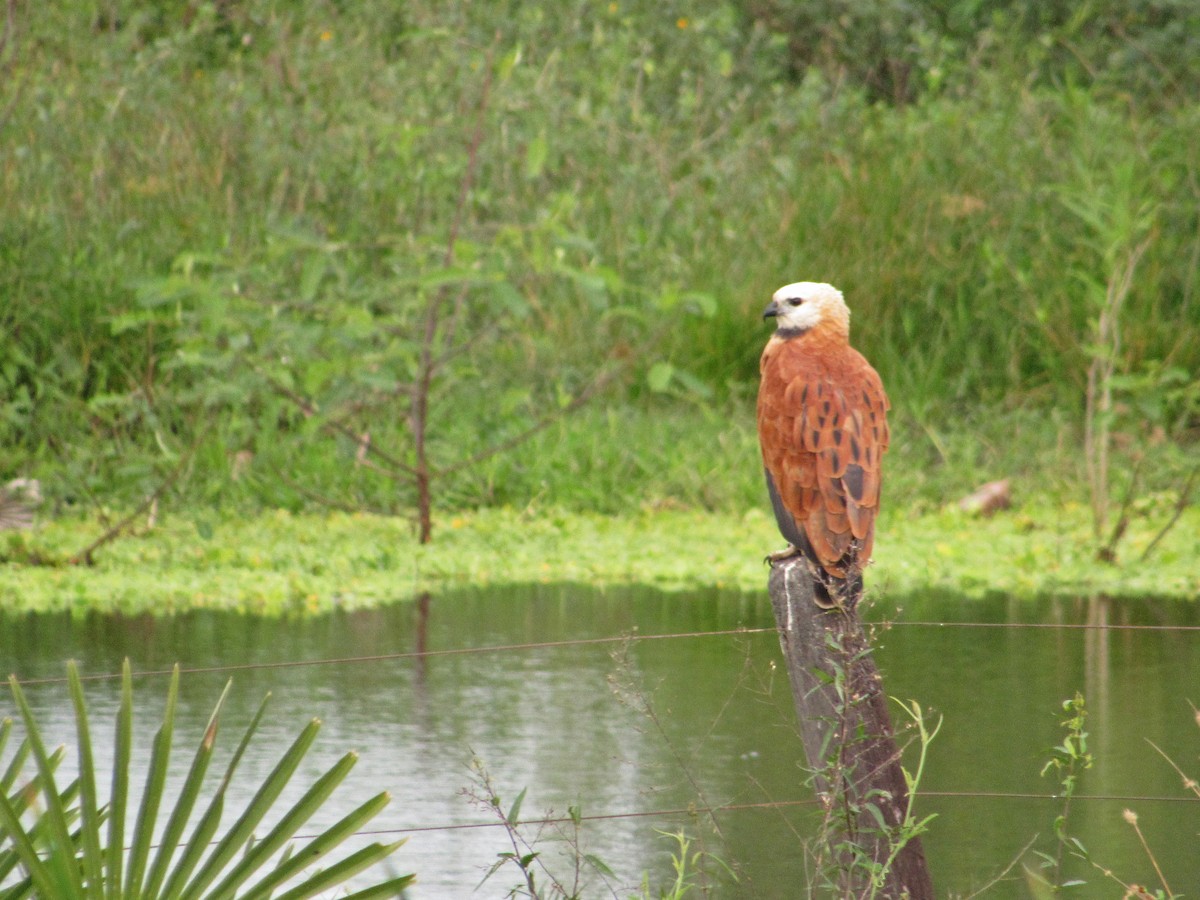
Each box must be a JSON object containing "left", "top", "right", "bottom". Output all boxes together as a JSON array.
[
  {"left": 68, "top": 662, "right": 106, "bottom": 899},
  {"left": 105, "top": 661, "right": 133, "bottom": 900},
  {"left": 7, "top": 674, "right": 85, "bottom": 900},
  {"left": 142, "top": 679, "right": 232, "bottom": 898},
  {"left": 0, "top": 661, "right": 413, "bottom": 899},
  {"left": 124, "top": 665, "right": 180, "bottom": 897}
]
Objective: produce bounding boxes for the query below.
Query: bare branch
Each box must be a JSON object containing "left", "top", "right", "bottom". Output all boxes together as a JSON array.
[
  {"left": 275, "top": 469, "right": 409, "bottom": 519},
  {"left": 258, "top": 369, "right": 422, "bottom": 478},
  {"left": 1139, "top": 464, "right": 1200, "bottom": 564},
  {"left": 1097, "top": 457, "right": 1142, "bottom": 564},
  {"left": 67, "top": 426, "right": 207, "bottom": 566},
  {"left": 410, "top": 37, "right": 498, "bottom": 543},
  {"left": 435, "top": 364, "right": 623, "bottom": 479}
]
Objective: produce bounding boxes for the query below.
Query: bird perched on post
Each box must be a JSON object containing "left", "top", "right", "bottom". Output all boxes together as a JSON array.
[{"left": 757, "top": 282, "right": 890, "bottom": 609}]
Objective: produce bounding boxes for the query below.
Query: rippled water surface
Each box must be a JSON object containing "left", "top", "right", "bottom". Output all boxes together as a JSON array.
[{"left": 3, "top": 585, "right": 1198, "bottom": 898}]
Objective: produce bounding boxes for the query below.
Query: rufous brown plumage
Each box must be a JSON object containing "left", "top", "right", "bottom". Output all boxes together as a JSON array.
[{"left": 757, "top": 282, "right": 890, "bottom": 604}]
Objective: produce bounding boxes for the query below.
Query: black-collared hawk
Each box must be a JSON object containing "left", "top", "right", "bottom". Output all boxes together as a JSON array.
[{"left": 757, "top": 282, "right": 890, "bottom": 608}]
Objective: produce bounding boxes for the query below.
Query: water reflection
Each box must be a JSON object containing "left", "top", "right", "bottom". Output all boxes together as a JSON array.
[{"left": 2, "top": 586, "right": 1198, "bottom": 898}]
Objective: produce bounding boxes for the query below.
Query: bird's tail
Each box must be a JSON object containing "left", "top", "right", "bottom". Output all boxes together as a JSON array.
[{"left": 813, "top": 566, "right": 863, "bottom": 610}]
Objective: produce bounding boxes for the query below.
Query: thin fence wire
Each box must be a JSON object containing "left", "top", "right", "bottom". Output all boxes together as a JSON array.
[
  {"left": 5, "top": 620, "right": 1198, "bottom": 857},
  {"left": 130, "top": 790, "right": 1195, "bottom": 854},
  {"left": 10, "top": 619, "right": 1200, "bottom": 687},
  {"left": 11, "top": 628, "right": 771, "bottom": 686},
  {"left": 277, "top": 789, "right": 1198, "bottom": 846}
]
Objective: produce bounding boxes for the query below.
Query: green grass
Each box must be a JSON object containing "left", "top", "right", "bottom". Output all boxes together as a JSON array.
[
  {"left": 3, "top": 494, "right": 1196, "bottom": 616},
  {"left": 7, "top": 397, "right": 1198, "bottom": 615},
  {"left": 237, "top": 397, "right": 1189, "bottom": 524}
]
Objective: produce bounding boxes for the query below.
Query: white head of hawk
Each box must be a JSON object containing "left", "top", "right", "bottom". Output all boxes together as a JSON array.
[{"left": 762, "top": 281, "right": 850, "bottom": 339}]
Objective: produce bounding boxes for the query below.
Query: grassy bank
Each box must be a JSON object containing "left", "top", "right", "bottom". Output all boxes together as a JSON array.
[
  {"left": 5, "top": 397, "right": 1199, "bottom": 614},
  {"left": 4, "top": 499, "right": 1196, "bottom": 616}
]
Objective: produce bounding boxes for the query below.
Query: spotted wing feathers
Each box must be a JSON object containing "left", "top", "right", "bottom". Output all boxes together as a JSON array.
[{"left": 758, "top": 342, "right": 889, "bottom": 578}]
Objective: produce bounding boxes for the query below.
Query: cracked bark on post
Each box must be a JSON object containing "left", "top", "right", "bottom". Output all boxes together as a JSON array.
[{"left": 768, "top": 557, "right": 934, "bottom": 899}]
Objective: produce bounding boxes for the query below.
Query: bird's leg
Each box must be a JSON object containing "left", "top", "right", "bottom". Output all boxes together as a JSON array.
[{"left": 763, "top": 544, "right": 802, "bottom": 566}]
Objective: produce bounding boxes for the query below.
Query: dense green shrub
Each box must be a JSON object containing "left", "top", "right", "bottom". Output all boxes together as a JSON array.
[{"left": 1, "top": 0, "right": 1196, "bottom": 513}]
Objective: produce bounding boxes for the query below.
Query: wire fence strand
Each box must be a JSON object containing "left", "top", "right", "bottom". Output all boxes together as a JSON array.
[
  {"left": 9, "top": 628, "right": 772, "bottom": 686},
  {"left": 288, "top": 789, "right": 1197, "bottom": 843},
  {"left": 9, "top": 618, "right": 1200, "bottom": 686},
  {"left": 5, "top": 618, "right": 1198, "bottom": 870}
]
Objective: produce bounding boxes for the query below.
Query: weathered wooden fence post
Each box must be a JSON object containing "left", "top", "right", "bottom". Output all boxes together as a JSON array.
[{"left": 768, "top": 557, "right": 935, "bottom": 898}]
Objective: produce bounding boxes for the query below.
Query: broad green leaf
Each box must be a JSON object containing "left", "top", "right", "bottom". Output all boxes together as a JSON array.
[
  {"left": 108, "top": 309, "right": 161, "bottom": 335},
  {"left": 647, "top": 362, "right": 674, "bottom": 393},
  {"left": 299, "top": 253, "right": 328, "bottom": 304},
  {"left": 672, "top": 366, "right": 714, "bottom": 399},
  {"left": 0, "top": 723, "right": 29, "bottom": 793},
  {"left": 0, "top": 785, "right": 59, "bottom": 899},
  {"left": 339, "top": 875, "right": 419, "bottom": 900},
  {"left": 497, "top": 45, "right": 522, "bottom": 81},
  {"left": 680, "top": 291, "right": 717, "bottom": 318},
  {"left": 106, "top": 661, "right": 133, "bottom": 900},
  {"left": 162, "top": 693, "right": 272, "bottom": 899},
  {"left": 506, "top": 787, "right": 527, "bottom": 825},
  {"left": 271, "top": 841, "right": 407, "bottom": 900},
  {"left": 525, "top": 132, "right": 548, "bottom": 179},
  {"left": 492, "top": 281, "right": 529, "bottom": 317}
]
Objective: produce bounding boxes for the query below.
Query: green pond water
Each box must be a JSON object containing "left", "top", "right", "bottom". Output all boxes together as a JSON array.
[{"left": 3, "top": 585, "right": 1198, "bottom": 898}]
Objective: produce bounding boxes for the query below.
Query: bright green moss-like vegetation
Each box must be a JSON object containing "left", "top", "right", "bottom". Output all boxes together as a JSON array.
[{"left": 3, "top": 500, "right": 1196, "bottom": 616}]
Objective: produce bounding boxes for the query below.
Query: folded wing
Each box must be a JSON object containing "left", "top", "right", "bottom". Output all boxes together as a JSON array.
[{"left": 758, "top": 344, "right": 889, "bottom": 578}]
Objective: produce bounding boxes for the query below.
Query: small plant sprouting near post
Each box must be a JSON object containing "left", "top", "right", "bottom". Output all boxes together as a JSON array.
[
  {"left": 1027, "top": 692, "right": 1093, "bottom": 893},
  {"left": 462, "top": 756, "right": 617, "bottom": 899},
  {"left": 870, "top": 699, "right": 941, "bottom": 898},
  {"left": 462, "top": 753, "right": 732, "bottom": 900},
  {"left": 1026, "top": 700, "right": 1196, "bottom": 900},
  {"left": 0, "top": 660, "right": 414, "bottom": 898},
  {"left": 635, "top": 829, "right": 730, "bottom": 900}
]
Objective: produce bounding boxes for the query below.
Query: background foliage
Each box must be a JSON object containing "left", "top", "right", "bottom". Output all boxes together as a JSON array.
[{"left": 2, "top": 0, "right": 1197, "bottom": 524}]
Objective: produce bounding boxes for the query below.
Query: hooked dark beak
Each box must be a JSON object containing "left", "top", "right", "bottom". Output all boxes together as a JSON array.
[{"left": 762, "top": 300, "right": 780, "bottom": 320}]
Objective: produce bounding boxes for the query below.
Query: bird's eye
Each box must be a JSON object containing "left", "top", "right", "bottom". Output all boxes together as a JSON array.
[{"left": 787, "top": 297, "right": 804, "bottom": 307}]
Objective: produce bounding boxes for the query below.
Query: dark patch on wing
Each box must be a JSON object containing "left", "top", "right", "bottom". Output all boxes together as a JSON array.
[{"left": 842, "top": 464, "right": 866, "bottom": 503}]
